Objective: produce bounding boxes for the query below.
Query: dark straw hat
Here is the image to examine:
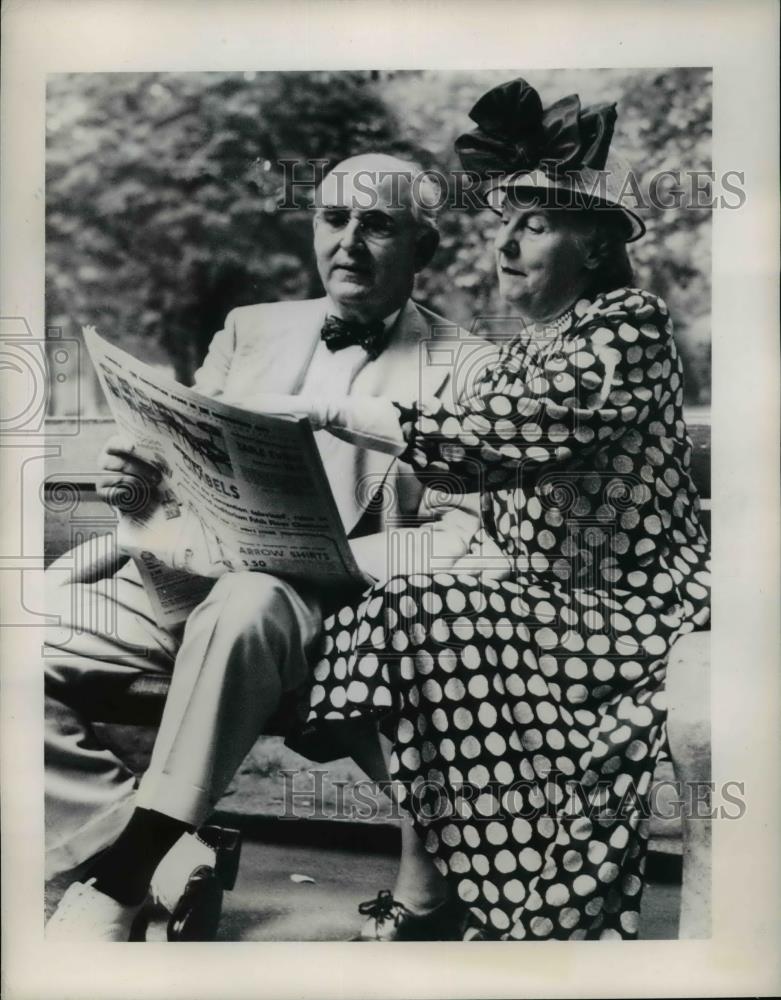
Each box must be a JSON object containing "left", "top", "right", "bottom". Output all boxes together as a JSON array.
[{"left": 456, "top": 77, "right": 646, "bottom": 242}]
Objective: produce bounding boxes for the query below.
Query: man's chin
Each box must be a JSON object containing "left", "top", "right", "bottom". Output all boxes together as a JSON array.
[{"left": 328, "top": 280, "right": 375, "bottom": 302}]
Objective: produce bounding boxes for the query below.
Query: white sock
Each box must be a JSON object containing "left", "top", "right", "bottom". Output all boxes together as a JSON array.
[{"left": 150, "top": 833, "right": 216, "bottom": 912}]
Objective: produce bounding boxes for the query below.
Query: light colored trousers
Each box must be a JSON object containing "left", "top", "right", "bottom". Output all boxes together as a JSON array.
[{"left": 44, "top": 559, "right": 322, "bottom": 879}]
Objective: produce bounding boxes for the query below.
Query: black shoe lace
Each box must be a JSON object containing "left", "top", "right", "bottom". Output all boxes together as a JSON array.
[{"left": 357, "top": 889, "right": 406, "bottom": 929}]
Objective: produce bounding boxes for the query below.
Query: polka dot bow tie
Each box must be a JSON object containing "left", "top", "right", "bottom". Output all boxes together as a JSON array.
[{"left": 320, "top": 314, "right": 391, "bottom": 361}]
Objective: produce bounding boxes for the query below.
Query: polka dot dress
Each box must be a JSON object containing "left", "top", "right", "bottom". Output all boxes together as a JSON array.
[{"left": 299, "top": 287, "right": 711, "bottom": 940}]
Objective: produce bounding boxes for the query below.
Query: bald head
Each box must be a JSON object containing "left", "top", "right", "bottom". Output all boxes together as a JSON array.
[
  {"left": 316, "top": 154, "right": 441, "bottom": 232},
  {"left": 312, "top": 152, "right": 441, "bottom": 323}
]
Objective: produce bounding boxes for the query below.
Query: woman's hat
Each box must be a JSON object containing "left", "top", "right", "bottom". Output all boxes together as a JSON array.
[{"left": 455, "top": 77, "right": 646, "bottom": 242}]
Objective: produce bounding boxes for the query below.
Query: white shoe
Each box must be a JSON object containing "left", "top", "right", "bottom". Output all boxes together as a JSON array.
[
  {"left": 46, "top": 879, "right": 144, "bottom": 941},
  {"left": 150, "top": 833, "right": 216, "bottom": 912}
]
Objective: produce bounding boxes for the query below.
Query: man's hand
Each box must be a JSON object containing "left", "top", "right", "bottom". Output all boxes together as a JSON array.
[
  {"left": 247, "top": 393, "right": 329, "bottom": 427},
  {"left": 97, "top": 435, "right": 162, "bottom": 513},
  {"left": 251, "top": 392, "right": 405, "bottom": 455}
]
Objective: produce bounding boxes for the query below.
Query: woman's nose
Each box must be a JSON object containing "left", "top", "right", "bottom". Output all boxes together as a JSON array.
[{"left": 495, "top": 223, "right": 520, "bottom": 258}]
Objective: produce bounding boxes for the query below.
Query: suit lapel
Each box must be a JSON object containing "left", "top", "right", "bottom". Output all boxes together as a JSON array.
[
  {"left": 350, "top": 301, "right": 456, "bottom": 532},
  {"left": 353, "top": 300, "right": 452, "bottom": 402},
  {"left": 247, "top": 298, "right": 328, "bottom": 395}
]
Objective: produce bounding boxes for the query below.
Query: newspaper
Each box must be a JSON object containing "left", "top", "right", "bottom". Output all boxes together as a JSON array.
[{"left": 83, "top": 327, "right": 372, "bottom": 626}]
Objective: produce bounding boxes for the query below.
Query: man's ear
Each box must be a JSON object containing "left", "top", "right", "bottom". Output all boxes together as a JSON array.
[
  {"left": 582, "top": 235, "right": 607, "bottom": 271},
  {"left": 414, "top": 229, "right": 440, "bottom": 271}
]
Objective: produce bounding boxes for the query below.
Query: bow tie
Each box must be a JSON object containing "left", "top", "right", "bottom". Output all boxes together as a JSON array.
[{"left": 320, "top": 314, "right": 391, "bottom": 361}]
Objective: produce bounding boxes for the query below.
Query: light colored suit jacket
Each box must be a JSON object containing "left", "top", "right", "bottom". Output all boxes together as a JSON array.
[{"left": 192, "top": 296, "right": 487, "bottom": 579}]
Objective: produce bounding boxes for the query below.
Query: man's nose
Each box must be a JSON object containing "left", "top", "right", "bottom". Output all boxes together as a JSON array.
[{"left": 339, "top": 217, "right": 363, "bottom": 250}]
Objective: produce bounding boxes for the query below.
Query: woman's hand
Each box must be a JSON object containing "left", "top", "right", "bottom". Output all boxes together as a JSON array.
[{"left": 97, "top": 435, "right": 162, "bottom": 513}]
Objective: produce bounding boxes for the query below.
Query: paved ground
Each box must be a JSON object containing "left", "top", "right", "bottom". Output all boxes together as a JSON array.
[{"left": 140, "top": 835, "right": 680, "bottom": 942}]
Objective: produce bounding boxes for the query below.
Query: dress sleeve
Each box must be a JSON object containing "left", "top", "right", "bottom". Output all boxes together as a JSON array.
[
  {"left": 191, "top": 310, "right": 237, "bottom": 398},
  {"left": 397, "top": 288, "right": 675, "bottom": 492}
]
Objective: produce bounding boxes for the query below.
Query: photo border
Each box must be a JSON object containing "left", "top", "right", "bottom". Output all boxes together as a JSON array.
[{"left": 2, "top": 1, "right": 779, "bottom": 997}]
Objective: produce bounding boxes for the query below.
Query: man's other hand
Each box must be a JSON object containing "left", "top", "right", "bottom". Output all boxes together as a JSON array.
[{"left": 97, "top": 435, "right": 162, "bottom": 512}]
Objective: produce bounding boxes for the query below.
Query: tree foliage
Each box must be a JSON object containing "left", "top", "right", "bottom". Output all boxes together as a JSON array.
[{"left": 46, "top": 69, "right": 711, "bottom": 410}]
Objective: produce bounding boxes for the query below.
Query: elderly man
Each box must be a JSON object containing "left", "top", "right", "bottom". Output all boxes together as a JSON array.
[{"left": 46, "top": 154, "right": 484, "bottom": 939}]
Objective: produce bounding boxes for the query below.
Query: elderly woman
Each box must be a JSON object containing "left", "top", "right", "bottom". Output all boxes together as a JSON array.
[{"left": 295, "top": 78, "right": 709, "bottom": 941}]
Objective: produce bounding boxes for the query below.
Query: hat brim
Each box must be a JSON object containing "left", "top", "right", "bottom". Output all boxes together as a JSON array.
[{"left": 485, "top": 169, "right": 646, "bottom": 243}]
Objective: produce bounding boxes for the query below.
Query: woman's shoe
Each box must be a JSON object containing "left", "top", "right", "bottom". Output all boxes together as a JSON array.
[
  {"left": 167, "top": 865, "right": 224, "bottom": 941},
  {"left": 353, "top": 889, "right": 467, "bottom": 941},
  {"left": 164, "top": 826, "right": 242, "bottom": 942}
]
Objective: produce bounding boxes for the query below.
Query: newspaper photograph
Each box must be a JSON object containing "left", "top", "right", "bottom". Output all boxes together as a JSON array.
[
  {"left": 1, "top": 1, "right": 779, "bottom": 996},
  {"left": 83, "top": 326, "right": 371, "bottom": 626}
]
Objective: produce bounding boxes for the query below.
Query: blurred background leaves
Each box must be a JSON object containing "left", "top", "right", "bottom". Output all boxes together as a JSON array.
[{"left": 46, "top": 69, "right": 711, "bottom": 412}]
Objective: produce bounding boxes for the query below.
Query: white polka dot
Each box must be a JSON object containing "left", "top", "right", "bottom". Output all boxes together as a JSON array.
[
  {"left": 473, "top": 854, "right": 491, "bottom": 876},
  {"left": 329, "top": 687, "right": 347, "bottom": 708},
  {"left": 494, "top": 760, "right": 514, "bottom": 784},
  {"left": 609, "top": 826, "right": 630, "bottom": 850},
  {"left": 439, "top": 738, "right": 456, "bottom": 761},
  {"left": 463, "top": 675, "right": 487, "bottom": 701},
  {"left": 536, "top": 701, "right": 558, "bottom": 724},
  {"left": 445, "top": 589, "right": 467, "bottom": 613},
  {"left": 504, "top": 879, "right": 525, "bottom": 903},
  {"left": 519, "top": 847, "right": 542, "bottom": 872},
  {"left": 489, "top": 394, "right": 512, "bottom": 416},
  {"left": 397, "top": 718, "right": 415, "bottom": 743},
  {"left": 495, "top": 849, "right": 516, "bottom": 873},
  {"left": 653, "top": 572, "right": 673, "bottom": 594},
  {"left": 444, "top": 677, "right": 466, "bottom": 701},
  {"left": 598, "top": 862, "right": 620, "bottom": 883},
  {"left": 571, "top": 818, "right": 593, "bottom": 841},
  {"left": 461, "top": 645, "right": 480, "bottom": 670},
  {"left": 421, "top": 592, "right": 442, "bottom": 615},
  {"left": 421, "top": 679, "right": 442, "bottom": 702},
  {"left": 545, "top": 883, "right": 570, "bottom": 907},
  {"left": 573, "top": 874, "right": 597, "bottom": 896},
  {"left": 432, "top": 651, "right": 455, "bottom": 676},
  {"left": 484, "top": 731, "right": 506, "bottom": 756},
  {"left": 619, "top": 660, "right": 643, "bottom": 681},
  {"left": 431, "top": 619, "right": 450, "bottom": 642},
  {"left": 521, "top": 729, "right": 543, "bottom": 751},
  {"left": 452, "top": 706, "right": 473, "bottom": 730},
  {"left": 587, "top": 634, "right": 611, "bottom": 654},
  {"left": 643, "top": 634, "right": 667, "bottom": 656},
  {"left": 593, "top": 659, "right": 615, "bottom": 682},
  {"left": 468, "top": 764, "right": 490, "bottom": 788},
  {"left": 476, "top": 792, "right": 499, "bottom": 816},
  {"left": 458, "top": 879, "right": 479, "bottom": 902},
  {"left": 512, "top": 701, "right": 534, "bottom": 725},
  {"left": 622, "top": 874, "right": 642, "bottom": 896},
  {"left": 448, "top": 851, "right": 471, "bottom": 874},
  {"left": 559, "top": 906, "right": 580, "bottom": 929},
  {"left": 531, "top": 915, "right": 554, "bottom": 937},
  {"left": 511, "top": 818, "right": 533, "bottom": 844},
  {"left": 461, "top": 825, "right": 479, "bottom": 850},
  {"left": 490, "top": 907, "right": 511, "bottom": 930}
]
